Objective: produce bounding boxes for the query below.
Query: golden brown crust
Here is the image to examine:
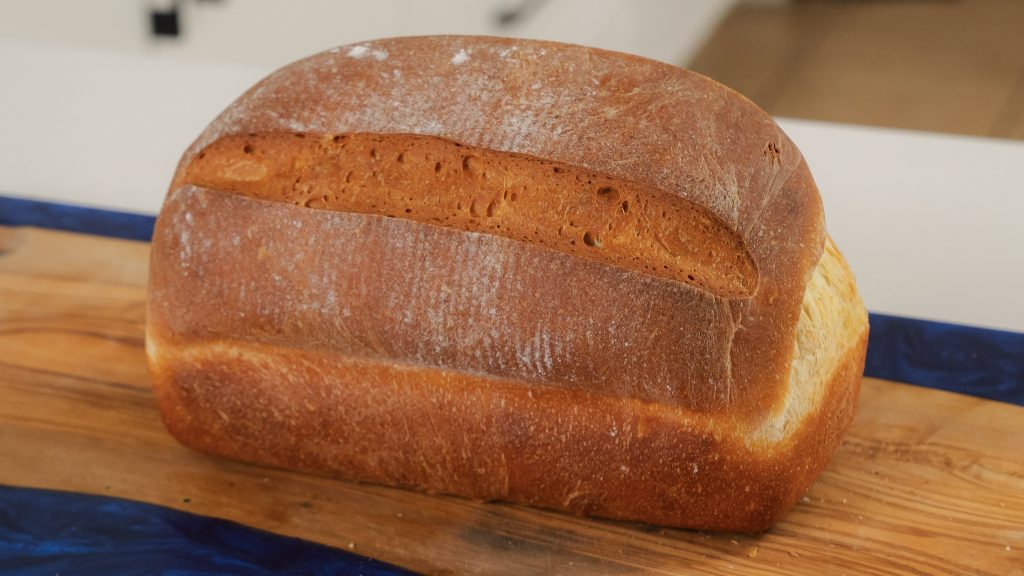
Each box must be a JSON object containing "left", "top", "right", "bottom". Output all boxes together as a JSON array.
[
  {"left": 146, "top": 36, "right": 866, "bottom": 531},
  {"left": 148, "top": 185, "right": 865, "bottom": 531},
  {"left": 150, "top": 187, "right": 739, "bottom": 408},
  {"left": 167, "top": 36, "right": 825, "bottom": 416},
  {"left": 148, "top": 281, "right": 865, "bottom": 533}
]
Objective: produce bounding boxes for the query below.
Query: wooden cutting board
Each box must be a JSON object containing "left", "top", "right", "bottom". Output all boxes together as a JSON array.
[{"left": 1, "top": 225, "right": 1021, "bottom": 575}]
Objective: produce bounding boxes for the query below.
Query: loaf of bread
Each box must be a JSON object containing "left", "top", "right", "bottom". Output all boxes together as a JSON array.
[{"left": 146, "top": 36, "right": 868, "bottom": 532}]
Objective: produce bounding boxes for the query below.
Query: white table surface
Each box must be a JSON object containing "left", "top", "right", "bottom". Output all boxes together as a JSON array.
[{"left": 2, "top": 39, "right": 1023, "bottom": 333}]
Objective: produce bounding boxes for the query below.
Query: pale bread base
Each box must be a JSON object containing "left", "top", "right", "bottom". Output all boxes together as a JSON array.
[{"left": 753, "top": 235, "right": 868, "bottom": 445}]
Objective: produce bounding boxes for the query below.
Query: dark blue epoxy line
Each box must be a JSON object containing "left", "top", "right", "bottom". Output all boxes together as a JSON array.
[
  {"left": 0, "top": 194, "right": 156, "bottom": 242},
  {"left": 865, "top": 312, "right": 1024, "bottom": 406},
  {"left": 0, "top": 485, "right": 417, "bottom": 576}
]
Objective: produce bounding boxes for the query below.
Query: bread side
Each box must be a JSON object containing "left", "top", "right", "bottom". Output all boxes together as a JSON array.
[
  {"left": 147, "top": 187, "right": 867, "bottom": 532},
  {"left": 150, "top": 186, "right": 740, "bottom": 408}
]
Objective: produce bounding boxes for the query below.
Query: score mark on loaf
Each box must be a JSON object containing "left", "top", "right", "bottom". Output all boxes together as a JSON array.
[{"left": 146, "top": 36, "right": 869, "bottom": 532}]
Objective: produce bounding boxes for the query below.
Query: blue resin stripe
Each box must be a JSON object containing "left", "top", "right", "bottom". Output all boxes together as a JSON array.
[
  {"left": 0, "top": 195, "right": 155, "bottom": 241},
  {"left": 0, "top": 485, "right": 416, "bottom": 576},
  {"left": 865, "top": 312, "right": 1024, "bottom": 406}
]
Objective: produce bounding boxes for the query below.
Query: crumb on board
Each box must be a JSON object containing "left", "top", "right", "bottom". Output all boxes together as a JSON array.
[{"left": 748, "top": 546, "right": 758, "bottom": 558}]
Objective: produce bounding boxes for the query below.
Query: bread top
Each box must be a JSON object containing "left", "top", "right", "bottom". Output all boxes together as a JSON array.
[
  {"left": 165, "top": 36, "right": 826, "bottom": 417},
  {"left": 180, "top": 132, "right": 759, "bottom": 297}
]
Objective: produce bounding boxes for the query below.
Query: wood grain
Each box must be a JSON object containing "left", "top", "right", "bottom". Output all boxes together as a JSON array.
[{"left": 1, "top": 226, "right": 1022, "bottom": 575}]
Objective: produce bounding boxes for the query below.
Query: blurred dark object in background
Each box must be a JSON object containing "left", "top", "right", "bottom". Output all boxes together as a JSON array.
[{"left": 150, "top": 3, "right": 180, "bottom": 38}]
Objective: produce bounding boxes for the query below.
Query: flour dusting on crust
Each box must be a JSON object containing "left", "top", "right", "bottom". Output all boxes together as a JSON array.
[{"left": 173, "top": 36, "right": 827, "bottom": 414}]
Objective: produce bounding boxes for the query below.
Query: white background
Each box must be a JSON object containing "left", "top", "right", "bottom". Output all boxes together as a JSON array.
[{"left": 0, "top": 0, "right": 732, "bottom": 68}]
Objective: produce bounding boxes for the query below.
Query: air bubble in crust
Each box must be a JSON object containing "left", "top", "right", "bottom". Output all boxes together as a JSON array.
[{"left": 597, "top": 186, "right": 618, "bottom": 201}]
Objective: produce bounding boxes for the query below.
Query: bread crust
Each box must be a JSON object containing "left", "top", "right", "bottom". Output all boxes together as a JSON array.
[
  {"left": 181, "top": 132, "right": 760, "bottom": 297},
  {"left": 147, "top": 36, "right": 866, "bottom": 531},
  {"left": 166, "top": 36, "right": 825, "bottom": 416},
  {"left": 151, "top": 186, "right": 759, "bottom": 409},
  {"left": 148, "top": 186, "right": 865, "bottom": 531},
  {"left": 148, "top": 329, "right": 865, "bottom": 532}
]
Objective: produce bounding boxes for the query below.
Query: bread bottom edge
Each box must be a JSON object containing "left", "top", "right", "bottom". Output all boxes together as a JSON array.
[{"left": 147, "top": 325, "right": 866, "bottom": 532}]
